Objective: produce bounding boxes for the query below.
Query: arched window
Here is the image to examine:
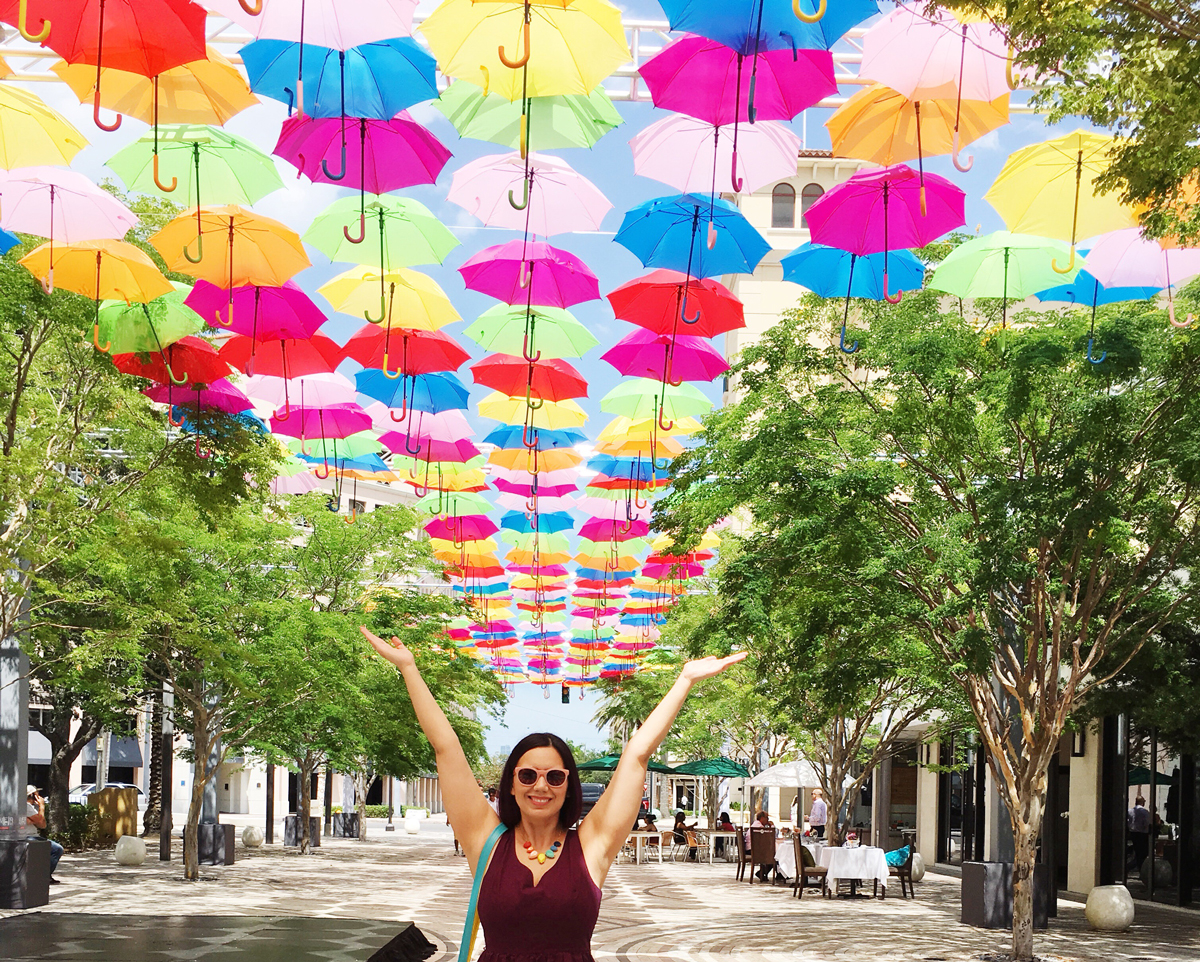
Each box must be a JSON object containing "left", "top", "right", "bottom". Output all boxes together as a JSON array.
[
  {"left": 801, "top": 183, "right": 825, "bottom": 217},
  {"left": 771, "top": 184, "right": 796, "bottom": 228}
]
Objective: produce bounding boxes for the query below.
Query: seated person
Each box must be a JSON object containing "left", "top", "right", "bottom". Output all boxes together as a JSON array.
[
  {"left": 674, "top": 811, "right": 698, "bottom": 860},
  {"left": 714, "top": 811, "right": 735, "bottom": 857},
  {"left": 751, "top": 811, "right": 786, "bottom": 882}
]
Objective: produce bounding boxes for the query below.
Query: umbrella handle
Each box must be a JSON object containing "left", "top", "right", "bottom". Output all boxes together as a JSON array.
[
  {"left": 522, "top": 329, "right": 542, "bottom": 363},
  {"left": 793, "top": 0, "right": 826, "bottom": 24},
  {"left": 322, "top": 142, "right": 348, "bottom": 181},
  {"left": 93, "top": 91, "right": 123, "bottom": 132},
  {"left": 1006, "top": 46, "right": 1017, "bottom": 90},
  {"left": 343, "top": 214, "right": 366, "bottom": 245},
  {"left": 382, "top": 352, "right": 403, "bottom": 379},
  {"left": 1086, "top": 337, "right": 1107, "bottom": 365},
  {"left": 657, "top": 405, "right": 674, "bottom": 432},
  {"left": 522, "top": 423, "right": 539, "bottom": 449},
  {"left": 404, "top": 434, "right": 423, "bottom": 457},
  {"left": 883, "top": 272, "right": 904, "bottom": 304},
  {"left": 314, "top": 461, "right": 332, "bottom": 480},
  {"left": 153, "top": 154, "right": 178, "bottom": 193},
  {"left": 183, "top": 232, "right": 204, "bottom": 264},
  {"left": 519, "top": 113, "right": 528, "bottom": 160},
  {"left": 634, "top": 489, "right": 649, "bottom": 510},
  {"left": 92, "top": 324, "right": 111, "bottom": 354},
  {"left": 345, "top": 507, "right": 358, "bottom": 524},
  {"left": 1168, "top": 294, "right": 1192, "bottom": 328},
  {"left": 17, "top": 0, "right": 49, "bottom": 42},
  {"left": 275, "top": 403, "right": 292, "bottom": 423},
  {"left": 283, "top": 87, "right": 296, "bottom": 117},
  {"left": 653, "top": 455, "right": 670, "bottom": 472},
  {"left": 213, "top": 306, "right": 234, "bottom": 328},
  {"left": 1051, "top": 247, "right": 1076, "bottom": 274},
  {"left": 195, "top": 436, "right": 211, "bottom": 460},
  {"left": 730, "top": 151, "right": 743, "bottom": 193},
  {"left": 706, "top": 220, "right": 717, "bottom": 251},
  {"left": 838, "top": 323, "right": 859, "bottom": 355},
  {"left": 747, "top": 75, "right": 757, "bottom": 125},
  {"left": 498, "top": 21, "right": 531, "bottom": 69},
  {"left": 951, "top": 130, "right": 974, "bottom": 172},
  {"left": 919, "top": 184, "right": 927, "bottom": 218},
  {"left": 168, "top": 406, "right": 186, "bottom": 428},
  {"left": 681, "top": 290, "right": 702, "bottom": 324},
  {"left": 364, "top": 290, "right": 386, "bottom": 323},
  {"left": 526, "top": 394, "right": 544, "bottom": 411},
  {"left": 509, "top": 176, "right": 530, "bottom": 211},
  {"left": 238, "top": 0, "right": 263, "bottom": 14},
  {"left": 519, "top": 259, "right": 532, "bottom": 289},
  {"left": 167, "top": 362, "right": 189, "bottom": 386}
]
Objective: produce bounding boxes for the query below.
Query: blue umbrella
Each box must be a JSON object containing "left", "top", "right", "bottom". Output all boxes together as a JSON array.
[
  {"left": 241, "top": 38, "right": 437, "bottom": 120},
  {"left": 453, "top": 582, "right": 510, "bottom": 596},
  {"left": 355, "top": 370, "right": 470, "bottom": 413},
  {"left": 485, "top": 425, "right": 587, "bottom": 449},
  {"left": 616, "top": 194, "right": 770, "bottom": 280},
  {"left": 782, "top": 243, "right": 926, "bottom": 354},
  {"left": 0, "top": 229, "right": 20, "bottom": 255},
  {"left": 500, "top": 510, "right": 576, "bottom": 534},
  {"left": 1034, "top": 270, "right": 1161, "bottom": 307},
  {"left": 588, "top": 455, "right": 670, "bottom": 484},
  {"left": 658, "top": 0, "right": 876, "bottom": 55},
  {"left": 576, "top": 566, "right": 639, "bottom": 581}
]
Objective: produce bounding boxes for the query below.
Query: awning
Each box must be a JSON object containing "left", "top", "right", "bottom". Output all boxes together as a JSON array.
[
  {"left": 28, "top": 730, "right": 52, "bottom": 766},
  {"left": 82, "top": 735, "right": 144, "bottom": 767}
]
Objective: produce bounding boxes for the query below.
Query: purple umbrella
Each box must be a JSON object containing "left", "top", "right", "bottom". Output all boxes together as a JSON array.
[
  {"left": 144, "top": 378, "right": 254, "bottom": 414},
  {"left": 601, "top": 328, "right": 730, "bottom": 384},
  {"left": 640, "top": 34, "right": 837, "bottom": 191},
  {"left": 269, "top": 403, "right": 372, "bottom": 440},
  {"left": 803, "top": 164, "right": 965, "bottom": 302},
  {"left": 189, "top": 279, "right": 327, "bottom": 340},
  {"left": 459, "top": 240, "right": 600, "bottom": 308}
]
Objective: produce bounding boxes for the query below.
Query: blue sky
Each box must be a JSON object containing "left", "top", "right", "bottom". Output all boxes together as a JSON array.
[{"left": 11, "top": 1, "right": 1106, "bottom": 755}]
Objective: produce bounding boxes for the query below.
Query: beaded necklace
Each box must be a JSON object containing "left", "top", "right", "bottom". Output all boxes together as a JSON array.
[{"left": 521, "top": 835, "right": 563, "bottom": 864}]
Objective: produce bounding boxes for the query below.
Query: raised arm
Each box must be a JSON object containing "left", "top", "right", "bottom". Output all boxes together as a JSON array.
[
  {"left": 578, "top": 651, "right": 746, "bottom": 883},
  {"left": 361, "top": 626, "right": 499, "bottom": 867}
]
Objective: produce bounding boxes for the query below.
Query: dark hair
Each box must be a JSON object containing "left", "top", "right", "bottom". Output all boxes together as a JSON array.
[
  {"left": 674, "top": 811, "right": 687, "bottom": 825},
  {"left": 497, "top": 732, "right": 583, "bottom": 829},
  {"left": 719, "top": 811, "right": 730, "bottom": 822}
]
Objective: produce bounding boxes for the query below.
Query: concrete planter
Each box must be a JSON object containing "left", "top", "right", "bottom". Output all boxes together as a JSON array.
[
  {"left": 332, "top": 813, "right": 360, "bottom": 838},
  {"left": 114, "top": 835, "right": 147, "bottom": 866},
  {"left": 183, "top": 823, "right": 235, "bottom": 865},
  {"left": 0, "top": 839, "right": 50, "bottom": 909},
  {"left": 1086, "top": 884, "right": 1135, "bottom": 931},
  {"left": 960, "top": 861, "right": 1049, "bottom": 930},
  {"left": 283, "top": 815, "right": 321, "bottom": 848}
]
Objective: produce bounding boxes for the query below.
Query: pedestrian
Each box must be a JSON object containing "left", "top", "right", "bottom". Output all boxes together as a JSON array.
[
  {"left": 487, "top": 787, "right": 500, "bottom": 815},
  {"left": 361, "top": 625, "right": 744, "bottom": 962},
  {"left": 1128, "top": 794, "right": 1152, "bottom": 872},
  {"left": 809, "top": 788, "right": 828, "bottom": 839},
  {"left": 24, "top": 786, "right": 63, "bottom": 884}
]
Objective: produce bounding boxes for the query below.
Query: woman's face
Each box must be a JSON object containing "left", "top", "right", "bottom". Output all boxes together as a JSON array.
[{"left": 510, "top": 745, "right": 568, "bottom": 822}]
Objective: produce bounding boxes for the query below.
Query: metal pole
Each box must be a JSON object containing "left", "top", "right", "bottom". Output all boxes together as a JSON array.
[
  {"left": 323, "top": 763, "right": 333, "bottom": 836},
  {"left": 159, "top": 683, "right": 173, "bottom": 861},
  {"left": 264, "top": 762, "right": 275, "bottom": 844}
]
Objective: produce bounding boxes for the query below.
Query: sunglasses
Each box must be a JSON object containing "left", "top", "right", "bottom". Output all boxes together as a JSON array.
[{"left": 515, "top": 767, "right": 568, "bottom": 787}]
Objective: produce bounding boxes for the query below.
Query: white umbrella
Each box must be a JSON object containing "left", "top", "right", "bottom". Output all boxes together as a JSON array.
[{"left": 747, "top": 759, "right": 824, "bottom": 788}]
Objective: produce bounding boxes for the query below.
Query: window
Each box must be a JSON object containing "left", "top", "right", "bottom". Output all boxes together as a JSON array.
[
  {"left": 801, "top": 183, "right": 825, "bottom": 217},
  {"left": 349, "top": 499, "right": 367, "bottom": 516},
  {"left": 771, "top": 184, "right": 796, "bottom": 228}
]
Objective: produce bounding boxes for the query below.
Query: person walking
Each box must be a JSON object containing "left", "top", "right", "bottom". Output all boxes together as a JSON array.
[
  {"left": 361, "top": 625, "right": 744, "bottom": 962},
  {"left": 1128, "top": 794, "right": 1152, "bottom": 873},
  {"left": 809, "top": 789, "right": 828, "bottom": 839}
]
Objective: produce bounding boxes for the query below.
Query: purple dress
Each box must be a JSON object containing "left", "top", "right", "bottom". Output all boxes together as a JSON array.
[{"left": 477, "top": 828, "right": 601, "bottom": 962}]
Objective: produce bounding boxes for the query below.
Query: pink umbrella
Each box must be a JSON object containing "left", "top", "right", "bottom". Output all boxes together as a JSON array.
[
  {"left": 188, "top": 279, "right": 326, "bottom": 339},
  {"left": 448, "top": 152, "right": 611, "bottom": 236},
  {"left": 493, "top": 466, "right": 578, "bottom": 487},
  {"left": 269, "top": 403, "right": 372, "bottom": 440},
  {"left": 425, "top": 515, "right": 498, "bottom": 541},
  {"left": 580, "top": 517, "right": 650, "bottom": 542},
  {"left": 495, "top": 478, "right": 578, "bottom": 498},
  {"left": 362, "top": 402, "right": 473, "bottom": 440},
  {"left": 602, "top": 328, "right": 731, "bottom": 384},
  {"left": 630, "top": 115, "right": 802, "bottom": 195},
  {"left": 803, "top": 164, "right": 965, "bottom": 302},
  {"left": 459, "top": 240, "right": 600, "bottom": 308},
  {"left": 495, "top": 491, "right": 575, "bottom": 513},
  {"left": 575, "top": 496, "right": 651, "bottom": 521},
  {"left": 271, "top": 472, "right": 321, "bottom": 495},
  {"left": 274, "top": 112, "right": 450, "bottom": 193},
  {"left": 144, "top": 378, "right": 253, "bottom": 414},
  {"left": 242, "top": 371, "right": 357, "bottom": 410},
  {"left": 1082, "top": 228, "right": 1200, "bottom": 327},
  {"left": 379, "top": 433, "right": 482, "bottom": 462},
  {"left": 206, "top": 0, "right": 417, "bottom": 49}
]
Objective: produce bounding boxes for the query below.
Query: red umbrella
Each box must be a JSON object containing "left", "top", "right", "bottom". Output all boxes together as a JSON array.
[
  {"left": 112, "top": 334, "right": 231, "bottom": 385},
  {"left": 469, "top": 354, "right": 588, "bottom": 403},
  {"left": 218, "top": 333, "right": 342, "bottom": 377},
  {"left": 607, "top": 269, "right": 745, "bottom": 339},
  {"left": 342, "top": 325, "right": 469, "bottom": 376},
  {"left": 2, "top": 0, "right": 207, "bottom": 131}
]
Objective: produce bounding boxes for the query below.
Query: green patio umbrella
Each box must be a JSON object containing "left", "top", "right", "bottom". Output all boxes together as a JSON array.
[
  {"left": 578, "top": 753, "right": 676, "bottom": 774},
  {"left": 464, "top": 303, "right": 599, "bottom": 361},
  {"left": 96, "top": 282, "right": 205, "bottom": 356},
  {"left": 434, "top": 81, "right": 623, "bottom": 152},
  {"left": 673, "top": 757, "right": 751, "bottom": 778},
  {"left": 106, "top": 124, "right": 283, "bottom": 206},
  {"left": 928, "top": 231, "right": 1081, "bottom": 331},
  {"left": 600, "top": 379, "right": 713, "bottom": 427},
  {"left": 1127, "top": 765, "right": 1176, "bottom": 786}
]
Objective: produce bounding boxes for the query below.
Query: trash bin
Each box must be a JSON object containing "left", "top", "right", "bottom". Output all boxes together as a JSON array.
[
  {"left": 961, "top": 861, "right": 1050, "bottom": 930},
  {"left": 283, "top": 815, "right": 322, "bottom": 847}
]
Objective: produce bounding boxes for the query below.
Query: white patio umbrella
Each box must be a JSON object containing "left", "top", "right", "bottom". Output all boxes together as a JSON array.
[{"left": 747, "top": 759, "right": 825, "bottom": 788}]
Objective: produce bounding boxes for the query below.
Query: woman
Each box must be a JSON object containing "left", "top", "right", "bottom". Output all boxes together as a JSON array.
[
  {"left": 673, "top": 811, "right": 698, "bottom": 861},
  {"left": 361, "top": 626, "right": 744, "bottom": 961},
  {"left": 714, "top": 811, "right": 735, "bottom": 859}
]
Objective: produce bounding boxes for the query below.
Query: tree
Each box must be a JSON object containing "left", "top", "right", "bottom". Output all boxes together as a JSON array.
[
  {"left": 938, "top": 1, "right": 1200, "bottom": 242},
  {"left": 658, "top": 282, "right": 1200, "bottom": 960}
]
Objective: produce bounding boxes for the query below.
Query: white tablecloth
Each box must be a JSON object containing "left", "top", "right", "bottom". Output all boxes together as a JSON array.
[
  {"left": 819, "top": 845, "right": 889, "bottom": 888},
  {"left": 774, "top": 838, "right": 824, "bottom": 877}
]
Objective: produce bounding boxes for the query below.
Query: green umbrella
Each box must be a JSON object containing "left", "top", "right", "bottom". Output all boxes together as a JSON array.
[
  {"left": 578, "top": 753, "right": 676, "bottom": 774},
  {"left": 106, "top": 124, "right": 283, "bottom": 206},
  {"left": 673, "top": 757, "right": 751, "bottom": 778},
  {"left": 500, "top": 530, "right": 572, "bottom": 552},
  {"left": 434, "top": 81, "right": 623, "bottom": 152},
  {"left": 286, "top": 430, "right": 380, "bottom": 460},
  {"left": 1127, "top": 765, "right": 1176, "bottom": 786},
  {"left": 464, "top": 303, "right": 599, "bottom": 361},
  {"left": 415, "top": 490, "right": 493, "bottom": 516},
  {"left": 928, "top": 231, "right": 1080, "bottom": 331},
  {"left": 96, "top": 282, "right": 205, "bottom": 356},
  {"left": 305, "top": 197, "right": 459, "bottom": 322},
  {"left": 577, "top": 537, "right": 651, "bottom": 556},
  {"left": 601, "top": 379, "right": 713, "bottom": 427}
]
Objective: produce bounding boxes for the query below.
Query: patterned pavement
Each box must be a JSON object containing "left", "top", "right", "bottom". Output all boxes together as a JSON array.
[{"left": 1, "top": 819, "right": 1198, "bottom": 961}]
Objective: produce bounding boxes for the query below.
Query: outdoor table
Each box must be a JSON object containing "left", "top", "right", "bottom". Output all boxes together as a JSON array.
[
  {"left": 819, "top": 844, "right": 890, "bottom": 897},
  {"left": 696, "top": 829, "right": 739, "bottom": 864},
  {"left": 775, "top": 837, "right": 824, "bottom": 878},
  {"left": 625, "top": 831, "right": 664, "bottom": 864}
]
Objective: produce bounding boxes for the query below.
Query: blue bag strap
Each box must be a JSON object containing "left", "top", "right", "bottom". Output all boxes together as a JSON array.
[{"left": 458, "top": 823, "right": 507, "bottom": 962}]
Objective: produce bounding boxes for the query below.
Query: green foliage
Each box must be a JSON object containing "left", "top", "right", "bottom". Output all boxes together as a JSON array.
[
  {"left": 364, "top": 804, "right": 395, "bottom": 819},
  {"left": 47, "top": 804, "right": 102, "bottom": 851}
]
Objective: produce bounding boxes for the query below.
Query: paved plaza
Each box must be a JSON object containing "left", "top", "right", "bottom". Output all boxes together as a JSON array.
[{"left": 2, "top": 819, "right": 1197, "bottom": 962}]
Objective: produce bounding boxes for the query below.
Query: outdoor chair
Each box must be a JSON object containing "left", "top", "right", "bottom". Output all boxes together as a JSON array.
[
  {"left": 734, "top": 827, "right": 748, "bottom": 881},
  {"left": 791, "top": 836, "right": 829, "bottom": 899},
  {"left": 879, "top": 845, "right": 915, "bottom": 899},
  {"left": 687, "top": 830, "right": 710, "bottom": 862},
  {"left": 670, "top": 829, "right": 690, "bottom": 861},
  {"left": 748, "top": 826, "right": 777, "bottom": 884}
]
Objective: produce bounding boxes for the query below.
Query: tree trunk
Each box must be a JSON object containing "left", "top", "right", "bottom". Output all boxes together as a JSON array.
[
  {"left": 352, "top": 770, "right": 373, "bottom": 841},
  {"left": 183, "top": 718, "right": 210, "bottom": 882},
  {"left": 297, "top": 753, "right": 316, "bottom": 855},
  {"left": 1011, "top": 820, "right": 1039, "bottom": 962},
  {"left": 143, "top": 696, "right": 163, "bottom": 836},
  {"left": 40, "top": 711, "right": 101, "bottom": 835}
]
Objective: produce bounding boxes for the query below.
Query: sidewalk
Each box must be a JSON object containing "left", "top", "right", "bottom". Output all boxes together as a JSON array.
[{"left": 2, "top": 819, "right": 1197, "bottom": 961}]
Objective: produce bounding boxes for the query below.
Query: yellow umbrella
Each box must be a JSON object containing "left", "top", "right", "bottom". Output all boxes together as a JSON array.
[
  {"left": 51, "top": 48, "right": 258, "bottom": 128},
  {"left": 650, "top": 531, "right": 720, "bottom": 552},
  {"left": 829, "top": 84, "right": 1009, "bottom": 215},
  {"left": 19, "top": 239, "right": 173, "bottom": 351},
  {"left": 597, "top": 415, "right": 700, "bottom": 443},
  {"left": 507, "top": 548, "right": 571, "bottom": 566},
  {"left": 511, "top": 574, "right": 568, "bottom": 590},
  {"left": 0, "top": 84, "right": 88, "bottom": 170},
  {"left": 432, "top": 536, "right": 499, "bottom": 553},
  {"left": 318, "top": 266, "right": 460, "bottom": 330},
  {"left": 420, "top": 0, "right": 630, "bottom": 102},
  {"left": 984, "top": 130, "right": 1140, "bottom": 274},
  {"left": 478, "top": 391, "right": 587, "bottom": 429},
  {"left": 149, "top": 205, "right": 310, "bottom": 325},
  {"left": 595, "top": 434, "right": 684, "bottom": 459},
  {"left": 488, "top": 445, "right": 582, "bottom": 472},
  {"left": 575, "top": 550, "right": 640, "bottom": 569},
  {"left": 400, "top": 465, "right": 489, "bottom": 493}
]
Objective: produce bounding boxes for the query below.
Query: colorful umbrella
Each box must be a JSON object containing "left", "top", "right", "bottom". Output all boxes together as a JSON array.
[
  {"left": 206, "top": 0, "right": 417, "bottom": 49},
  {"left": 478, "top": 393, "right": 588, "bottom": 430},
  {"left": 96, "top": 283, "right": 205, "bottom": 356},
  {"left": 470, "top": 354, "right": 589, "bottom": 403},
  {"left": 601, "top": 329, "right": 730, "bottom": 383},
  {"left": 244, "top": 372, "right": 357, "bottom": 412},
  {"left": 1034, "top": 271, "right": 1161, "bottom": 309},
  {"left": 464, "top": 303, "right": 599, "bottom": 360},
  {"left": 342, "top": 325, "right": 470, "bottom": 378},
  {"left": 615, "top": 194, "right": 771, "bottom": 279},
  {"left": 607, "top": 270, "right": 744, "bottom": 339},
  {"left": 0, "top": 167, "right": 138, "bottom": 257},
  {"left": 657, "top": 0, "right": 874, "bottom": 54},
  {"left": 270, "top": 403, "right": 374, "bottom": 441},
  {"left": 318, "top": 266, "right": 460, "bottom": 330},
  {"left": 459, "top": 240, "right": 599, "bottom": 308},
  {"left": 218, "top": 333, "right": 341, "bottom": 378},
  {"left": 434, "top": 81, "right": 621, "bottom": 151},
  {"left": 357, "top": 372, "right": 471, "bottom": 418},
  {"left": 0, "top": 85, "right": 88, "bottom": 169},
  {"left": 145, "top": 378, "right": 253, "bottom": 415},
  {"left": 1079, "top": 228, "right": 1200, "bottom": 329},
  {"left": 600, "top": 379, "right": 712, "bottom": 426},
  {"left": 112, "top": 334, "right": 231, "bottom": 387},
  {"left": 187, "top": 279, "right": 326, "bottom": 340}
]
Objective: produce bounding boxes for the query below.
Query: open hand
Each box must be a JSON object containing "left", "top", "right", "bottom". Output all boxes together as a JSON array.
[
  {"left": 680, "top": 650, "right": 747, "bottom": 683},
  {"left": 360, "top": 625, "right": 415, "bottom": 671}
]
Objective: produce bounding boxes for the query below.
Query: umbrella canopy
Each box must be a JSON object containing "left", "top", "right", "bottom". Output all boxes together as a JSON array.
[
  {"left": 112, "top": 334, "right": 231, "bottom": 386},
  {"left": 420, "top": 0, "right": 630, "bottom": 101},
  {"left": 1034, "top": 271, "right": 1161, "bottom": 307},
  {"left": 434, "top": 81, "right": 622, "bottom": 151},
  {"left": 270, "top": 403, "right": 373, "bottom": 440},
  {"left": 479, "top": 393, "right": 588, "bottom": 430},
  {"left": 96, "top": 284, "right": 205, "bottom": 355},
  {"left": 244, "top": 372, "right": 357, "bottom": 410},
  {"left": 929, "top": 232, "right": 1080, "bottom": 301},
  {"left": 188, "top": 280, "right": 326, "bottom": 340},
  {"left": 459, "top": 241, "right": 600, "bottom": 308},
  {"left": 219, "top": 333, "right": 342, "bottom": 377},
  {"left": 1078, "top": 228, "right": 1200, "bottom": 292},
  {"left": 748, "top": 759, "right": 844, "bottom": 788},
  {"left": 470, "top": 355, "right": 589, "bottom": 402},
  {"left": 0, "top": 166, "right": 137, "bottom": 243},
  {"left": 465, "top": 304, "right": 599, "bottom": 360},
  {"left": 318, "top": 266, "right": 460, "bottom": 330},
  {"left": 304, "top": 195, "right": 459, "bottom": 271},
  {"left": 205, "top": 0, "right": 418, "bottom": 49},
  {"left": 20, "top": 238, "right": 173, "bottom": 305},
  {"left": 0, "top": 85, "right": 88, "bottom": 169},
  {"left": 342, "top": 326, "right": 470, "bottom": 375},
  {"left": 449, "top": 151, "right": 611, "bottom": 235},
  {"left": 145, "top": 378, "right": 253, "bottom": 415},
  {"left": 782, "top": 244, "right": 926, "bottom": 299},
  {"left": 577, "top": 753, "right": 674, "bottom": 774},
  {"left": 616, "top": 194, "right": 771, "bottom": 279},
  {"left": 602, "top": 329, "right": 730, "bottom": 383},
  {"left": 600, "top": 379, "right": 712, "bottom": 423},
  {"left": 657, "top": 0, "right": 876, "bottom": 55},
  {"left": 607, "top": 270, "right": 744, "bottom": 339},
  {"left": 673, "top": 757, "right": 750, "bottom": 778}
]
